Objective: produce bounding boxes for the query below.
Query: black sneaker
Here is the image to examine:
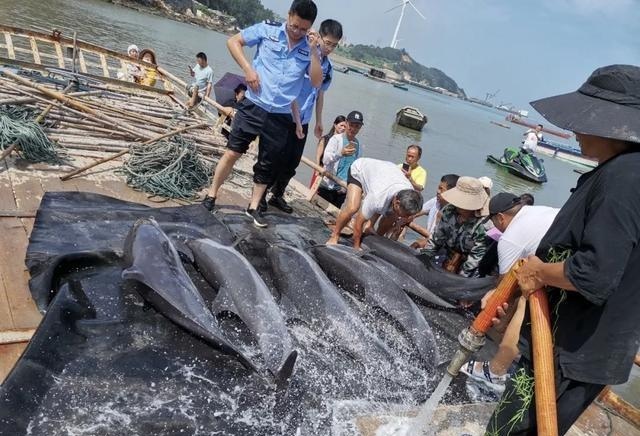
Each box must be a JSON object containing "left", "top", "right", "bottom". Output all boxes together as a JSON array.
[
  {"left": 258, "top": 194, "right": 268, "bottom": 213},
  {"left": 245, "top": 207, "right": 268, "bottom": 228},
  {"left": 268, "top": 196, "right": 293, "bottom": 214},
  {"left": 202, "top": 195, "right": 216, "bottom": 211}
]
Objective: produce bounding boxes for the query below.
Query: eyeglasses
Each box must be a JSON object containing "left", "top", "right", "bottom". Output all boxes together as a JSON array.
[
  {"left": 321, "top": 37, "right": 339, "bottom": 49},
  {"left": 287, "top": 22, "right": 310, "bottom": 35}
]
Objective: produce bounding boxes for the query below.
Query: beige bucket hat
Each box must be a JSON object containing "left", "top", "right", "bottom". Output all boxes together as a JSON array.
[{"left": 441, "top": 176, "right": 489, "bottom": 214}]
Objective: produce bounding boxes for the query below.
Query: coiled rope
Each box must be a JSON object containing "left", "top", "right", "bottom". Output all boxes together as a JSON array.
[
  {"left": 119, "top": 136, "right": 211, "bottom": 200},
  {"left": 0, "top": 105, "right": 63, "bottom": 163}
]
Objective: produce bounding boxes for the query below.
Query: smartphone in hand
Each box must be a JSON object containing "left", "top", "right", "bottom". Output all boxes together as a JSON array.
[{"left": 402, "top": 162, "right": 410, "bottom": 172}]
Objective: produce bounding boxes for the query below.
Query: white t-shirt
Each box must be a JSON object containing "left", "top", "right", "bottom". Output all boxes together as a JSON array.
[
  {"left": 498, "top": 205, "right": 559, "bottom": 274},
  {"left": 349, "top": 158, "right": 413, "bottom": 219},
  {"left": 421, "top": 196, "right": 440, "bottom": 236},
  {"left": 523, "top": 129, "right": 543, "bottom": 151}
]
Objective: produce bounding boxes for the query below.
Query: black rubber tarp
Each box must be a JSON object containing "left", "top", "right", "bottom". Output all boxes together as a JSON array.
[{"left": 0, "top": 192, "right": 494, "bottom": 436}]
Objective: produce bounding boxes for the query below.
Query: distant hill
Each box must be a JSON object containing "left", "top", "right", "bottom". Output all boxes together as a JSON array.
[
  {"left": 337, "top": 44, "right": 465, "bottom": 97},
  {"left": 196, "top": 0, "right": 276, "bottom": 27}
]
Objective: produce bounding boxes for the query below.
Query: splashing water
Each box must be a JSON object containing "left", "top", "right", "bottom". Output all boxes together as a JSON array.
[{"left": 406, "top": 373, "right": 454, "bottom": 436}]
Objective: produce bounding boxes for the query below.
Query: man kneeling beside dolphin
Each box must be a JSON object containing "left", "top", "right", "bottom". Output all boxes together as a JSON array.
[{"left": 326, "top": 157, "right": 423, "bottom": 250}]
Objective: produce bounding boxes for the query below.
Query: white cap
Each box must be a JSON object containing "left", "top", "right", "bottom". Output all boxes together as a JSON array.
[
  {"left": 478, "top": 176, "right": 493, "bottom": 190},
  {"left": 127, "top": 44, "right": 139, "bottom": 54}
]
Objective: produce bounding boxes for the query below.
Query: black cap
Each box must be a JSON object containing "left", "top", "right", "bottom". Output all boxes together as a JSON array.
[
  {"left": 531, "top": 64, "right": 640, "bottom": 144},
  {"left": 346, "top": 110, "right": 364, "bottom": 125},
  {"left": 489, "top": 192, "right": 521, "bottom": 216}
]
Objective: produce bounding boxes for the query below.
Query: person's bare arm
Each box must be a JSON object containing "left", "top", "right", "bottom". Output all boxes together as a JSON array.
[
  {"left": 352, "top": 212, "right": 369, "bottom": 250},
  {"left": 204, "top": 82, "right": 212, "bottom": 98},
  {"left": 307, "top": 33, "right": 323, "bottom": 88},
  {"left": 315, "top": 137, "right": 326, "bottom": 165},
  {"left": 290, "top": 100, "right": 304, "bottom": 139},
  {"left": 408, "top": 221, "right": 430, "bottom": 238},
  {"left": 227, "top": 33, "right": 260, "bottom": 91},
  {"left": 314, "top": 90, "right": 325, "bottom": 139}
]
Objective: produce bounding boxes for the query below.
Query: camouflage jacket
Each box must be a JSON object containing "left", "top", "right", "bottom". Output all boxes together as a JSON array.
[{"left": 420, "top": 204, "right": 488, "bottom": 277}]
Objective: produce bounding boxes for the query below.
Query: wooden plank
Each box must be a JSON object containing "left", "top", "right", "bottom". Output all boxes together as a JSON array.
[
  {"left": 78, "top": 49, "right": 87, "bottom": 73},
  {"left": 3, "top": 32, "right": 15, "bottom": 59},
  {"left": 0, "top": 272, "right": 14, "bottom": 330},
  {"left": 0, "top": 162, "right": 18, "bottom": 211},
  {"left": 53, "top": 41, "right": 65, "bottom": 68},
  {"left": 21, "top": 217, "right": 35, "bottom": 238},
  {"left": 29, "top": 36, "right": 41, "bottom": 64},
  {"left": 0, "top": 24, "right": 152, "bottom": 69},
  {"left": 99, "top": 53, "right": 109, "bottom": 77},
  {"left": 10, "top": 174, "right": 44, "bottom": 213},
  {"left": 0, "top": 342, "right": 27, "bottom": 384},
  {"left": 0, "top": 211, "right": 36, "bottom": 218},
  {"left": 0, "top": 328, "right": 34, "bottom": 345},
  {"left": 0, "top": 218, "right": 41, "bottom": 329}
]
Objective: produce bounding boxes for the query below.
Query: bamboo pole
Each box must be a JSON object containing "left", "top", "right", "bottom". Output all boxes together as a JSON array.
[
  {"left": 0, "top": 80, "right": 149, "bottom": 139},
  {"left": 1, "top": 69, "right": 144, "bottom": 139},
  {"left": 80, "top": 98, "right": 175, "bottom": 128},
  {"left": 60, "top": 122, "right": 209, "bottom": 180},
  {"left": 529, "top": 289, "right": 559, "bottom": 436},
  {"left": 597, "top": 387, "right": 640, "bottom": 428},
  {"left": 300, "top": 156, "right": 347, "bottom": 189},
  {"left": 0, "top": 90, "right": 102, "bottom": 105}
]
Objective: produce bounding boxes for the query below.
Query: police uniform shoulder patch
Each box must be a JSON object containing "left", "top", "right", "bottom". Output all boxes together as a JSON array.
[
  {"left": 264, "top": 20, "right": 281, "bottom": 26},
  {"left": 297, "top": 48, "right": 309, "bottom": 56}
]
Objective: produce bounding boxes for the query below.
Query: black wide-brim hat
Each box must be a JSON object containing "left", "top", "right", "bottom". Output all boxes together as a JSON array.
[{"left": 530, "top": 64, "right": 640, "bottom": 144}]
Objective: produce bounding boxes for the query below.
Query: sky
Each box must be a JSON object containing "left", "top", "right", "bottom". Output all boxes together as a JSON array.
[{"left": 260, "top": 0, "right": 640, "bottom": 110}]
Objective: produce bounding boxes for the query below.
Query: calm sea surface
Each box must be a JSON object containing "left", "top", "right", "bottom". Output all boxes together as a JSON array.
[{"left": 1, "top": 0, "right": 585, "bottom": 208}]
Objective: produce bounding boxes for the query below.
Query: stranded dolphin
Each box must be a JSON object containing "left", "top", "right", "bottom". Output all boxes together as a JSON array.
[
  {"left": 359, "top": 252, "right": 455, "bottom": 309},
  {"left": 361, "top": 234, "right": 496, "bottom": 302},
  {"left": 308, "top": 244, "right": 439, "bottom": 369},
  {"left": 121, "top": 218, "right": 258, "bottom": 373},
  {"left": 267, "top": 244, "right": 394, "bottom": 364},
  {"left": 188, "top": 238, "right": 297, "bottom": 387}
]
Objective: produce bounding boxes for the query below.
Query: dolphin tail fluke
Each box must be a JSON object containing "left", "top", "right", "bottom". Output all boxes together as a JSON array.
[
  {"left": 274, "top": 350, "right": 298, "bottom": 391},
  {"left": 121, "top": 266, "right": 143, "bottom": 281},
  {"left": 173, "top": 239, "right": 195, "bottom": 263},
  {"left": 211, "top": 286, "right": 237, "bottom": 316}
]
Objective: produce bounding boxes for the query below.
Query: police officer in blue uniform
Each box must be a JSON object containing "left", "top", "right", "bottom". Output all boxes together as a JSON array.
[
  {"left": 203, "top": 0, "right": 323, "bottom": 227},
  {"left": 263, "top": 19, "right": 343, "bottom": 214}
]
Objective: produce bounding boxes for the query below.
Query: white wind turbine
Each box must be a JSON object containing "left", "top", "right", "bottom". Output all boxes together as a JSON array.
[{"left": 386, "top": 0, "right": 426, "bottom": 49}]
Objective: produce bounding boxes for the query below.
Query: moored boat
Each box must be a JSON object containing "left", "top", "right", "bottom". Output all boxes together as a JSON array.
[
  {"left": 393, "top": 82, "right": 409, "bottom": 91},
  {"left": 506, "top": 113, "right": 572, "bottom": 139},
  {"left": 536, "top": 139, "right": 597, "bottom": 168},
  {"left": 395, "top": 106, "right": 427, "bottom": 131}
]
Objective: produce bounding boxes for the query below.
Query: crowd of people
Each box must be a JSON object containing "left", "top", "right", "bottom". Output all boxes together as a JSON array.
[{"left": 116, "top": 1, "right": 640, "bottom": 434}]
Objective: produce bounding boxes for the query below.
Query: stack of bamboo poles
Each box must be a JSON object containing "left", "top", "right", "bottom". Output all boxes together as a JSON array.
[{"left": 0, "top": 69, "right": 227, "bottom": 169}]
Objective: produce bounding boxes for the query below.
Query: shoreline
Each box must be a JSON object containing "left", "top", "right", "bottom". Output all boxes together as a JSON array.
[{"left": 102, "top": 0, "right": 235, "bottom": 35}]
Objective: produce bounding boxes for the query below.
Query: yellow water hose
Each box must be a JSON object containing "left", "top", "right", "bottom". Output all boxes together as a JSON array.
[{"left": 529, "top": 288, "right": 558, "bottom": 436}]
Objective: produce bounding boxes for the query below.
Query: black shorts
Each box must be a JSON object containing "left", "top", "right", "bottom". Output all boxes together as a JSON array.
[
  {"left": 226, "top": 99, "right": 269, "bottom": 154},
  {"left": 346, "top": 167, "right": 362, "bottom": 189}
]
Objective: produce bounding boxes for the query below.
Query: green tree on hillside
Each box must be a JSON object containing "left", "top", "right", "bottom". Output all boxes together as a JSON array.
[{"left": 199, "top": 0, "right": 276, "bottom": 27}]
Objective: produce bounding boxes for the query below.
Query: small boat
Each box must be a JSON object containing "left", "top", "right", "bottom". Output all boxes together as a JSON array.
[
  {"left": 395, "top": 106, "right": 427, "bottom": 131},
  {"left": 505, "top": 114, "right": 572, "bottom": 139},
  {"left": 487, "top": 147, "right": 548, "bottom": 184},
  {"left": 334, "top": 65, "right": 349, "bottom": 74},
  {"left": 536, "top": 139, "right": 596, "bottom": 168},
  {"left": 393, "top": 83, "right": 408, "bottom": 91}
]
